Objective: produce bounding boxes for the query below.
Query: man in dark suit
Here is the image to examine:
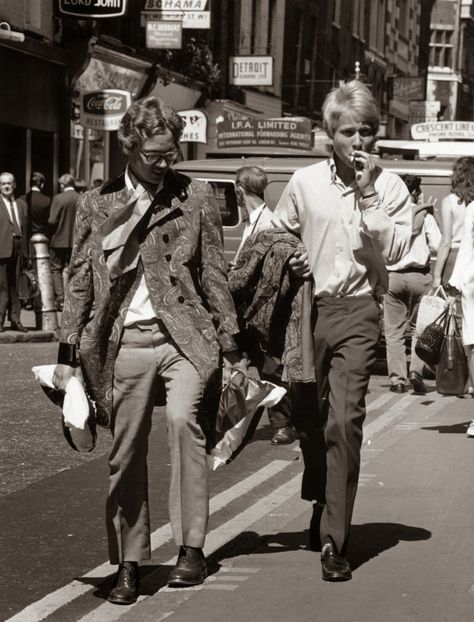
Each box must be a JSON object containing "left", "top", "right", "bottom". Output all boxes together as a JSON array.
[
  {"left": 48, "top": 174, "right": 80, "bottom": 309},
  {"left": 21, "top": 172, "right": 51, "bottom": 241},
  {"left": 0, "top": 172, "right": 29, "bottom": 332}
]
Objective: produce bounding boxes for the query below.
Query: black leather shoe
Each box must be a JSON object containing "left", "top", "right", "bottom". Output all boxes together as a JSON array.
[
  {"left": 10, "top": 321, "right": 28, "bottom": 333},
  {"left": 168, "top": 546, "right": 207, "bottom": 587},
  {"left": 389, "top": 383, "right": 406, "bottom": 394},
  {"left": 409, "top": 371, "right": 427, "bottom": 395},
  {"left": 271, "top": 426, "right": 295, "bottom": 445},
  {"left": 107, "top": 562, "right": 139, "bottom": 605},
  {"left": 321, "top": 542, "right": 352, "bottom": 582},
  {"left": 309, "top": 502, "right": 324, "bottom": 551}
]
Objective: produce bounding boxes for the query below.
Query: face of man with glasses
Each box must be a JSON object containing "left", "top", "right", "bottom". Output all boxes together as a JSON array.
[{"left": 129, "top": 130, "right": 179, "bottom": 186}]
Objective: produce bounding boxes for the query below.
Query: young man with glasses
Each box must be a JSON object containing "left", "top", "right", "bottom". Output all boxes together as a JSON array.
[
  {"left": 273, "top": 81, "right": 413, "bottom": 581},
  {"left": 54, "top": 96, "right": 245, "bottom": 604}
]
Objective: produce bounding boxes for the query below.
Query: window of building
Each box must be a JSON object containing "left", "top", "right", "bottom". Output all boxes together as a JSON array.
[
  {"left": 25, "top": 0, "right": 43, "bottom": 33},
  {"left": 429, "top": 28, "right": 455, "bottom": 68},
  {"left": 398, "top": 0, "right": 410, "bottom": 38}
]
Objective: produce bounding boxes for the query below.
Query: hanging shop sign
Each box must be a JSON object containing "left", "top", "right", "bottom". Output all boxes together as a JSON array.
[
  {"left": 411, "top": 121, "right": 474, "bottom": 140},
  {"left": 80, "top": 89, "right": 132, "bottom": 131},
  {"left": 229, "top": 56, "right": 273, "bottom": 86},
  {"left": 408, "top": 100, "right": 440, "bottom": 126},
  {"left": 178, "top": 110, "right": 207, "bottom": 143},
  {"left": 392, "top": 76, "right": 425, "bottom": 101},
  {"left": 58, "top": 0, "right": 128, "bottom": 18},
  {"left": 217, "top": 118, "right": 312, "bottom": 150},
  {"left": 146, "top": 20, "right": 182, "bottom": 49},
  {"left": 141, "top": 0, "right": 210, "bottom": 29}
]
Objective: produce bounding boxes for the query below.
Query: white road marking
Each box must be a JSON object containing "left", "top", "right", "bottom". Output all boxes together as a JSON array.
[{"left": 5, "top": 460, "right": 292, "bottom": 622}]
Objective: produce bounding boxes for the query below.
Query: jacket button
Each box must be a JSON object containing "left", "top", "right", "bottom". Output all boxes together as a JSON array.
[
  {"left": 165, "top": 254, "right": 172, "bottom": 261},
  {"left": 170, "top": 276, "right": 176, "bottom": 285},
  {"left": 178, "top": 296, "right": 185, "bottom": 303},
  {"left": 163, "top": 234, "right": 169, "bottom": 243}
]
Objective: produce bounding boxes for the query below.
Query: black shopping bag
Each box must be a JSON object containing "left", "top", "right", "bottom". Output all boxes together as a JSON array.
[{"left": 436, "top": 309, "right": 468, "bottom": 396}]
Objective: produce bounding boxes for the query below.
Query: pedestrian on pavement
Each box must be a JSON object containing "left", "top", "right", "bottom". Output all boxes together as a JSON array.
[
  {"left": 20, "top": 171, "right": 51, "bottom": 242},
  {"left": 383, "top": 174, "right": 441, "bottom": 395},
  {"left": 48, "top": 174, "right": 80, "bottom": 310},
  {"left": 231, "top": 165, "right": 296, "bottom": 446},
  {"left": 0, "top": 172, "right": 29, "bottom": 333},
  {"left": 272, "top": 80, "right": 413, "bottom": 582},
  {"left": 449, "top": 196, "right": 474, "bottom": 425},
  {"left": 53, "top": 96, "right": 244, "bottom": 605},
  {"left": 432, "top": 157, "right": 474, "bottom": 289}
]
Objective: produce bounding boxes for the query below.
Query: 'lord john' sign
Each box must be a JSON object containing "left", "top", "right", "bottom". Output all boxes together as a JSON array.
[{"left": 217, "top": 118, "right": 313, "bottom": 150}]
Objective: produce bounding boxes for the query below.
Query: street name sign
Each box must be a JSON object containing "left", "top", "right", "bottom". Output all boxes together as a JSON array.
[
  {"left": 217, "top": 118, "right": 312, "bottom": 150},
  {"left": 140, "top": 11, "right": 210, "bottom": 28},
  {"left": 58, "top": 0, "right": 128, "bottom": 18},
  {"left": 411, "top": 121, "right": 474, "bottom": 140},
  {"left": 80, "top": 89, "right": 131, "bottom": 131},
  {"left": 229, "top": 56, "right": 273, "bottom": 86}
]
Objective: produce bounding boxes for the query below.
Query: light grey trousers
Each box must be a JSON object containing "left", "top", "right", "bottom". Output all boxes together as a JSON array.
[{"left": 106, "top": 324, "right": 208, "bottom": 564}]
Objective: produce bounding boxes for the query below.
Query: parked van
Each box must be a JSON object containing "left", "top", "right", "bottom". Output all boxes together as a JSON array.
[{"left": 175, "top": 153, "right": 454, "bottom": 262}]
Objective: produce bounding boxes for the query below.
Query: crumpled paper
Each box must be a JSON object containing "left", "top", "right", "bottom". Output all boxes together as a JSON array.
[{"left": 209, "top": 371, "right": 287, "bottom": 470}]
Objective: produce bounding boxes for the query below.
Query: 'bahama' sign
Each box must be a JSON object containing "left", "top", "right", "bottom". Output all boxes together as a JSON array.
[{"left": 217, "top": 118, "right": 312, "bottom": 150}]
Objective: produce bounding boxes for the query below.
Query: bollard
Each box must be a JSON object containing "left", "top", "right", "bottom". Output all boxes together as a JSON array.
[{"left": 31, "top": 233, "right": 58, "bottom": 332}]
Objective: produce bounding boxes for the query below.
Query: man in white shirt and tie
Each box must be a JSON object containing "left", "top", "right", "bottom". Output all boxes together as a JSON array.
[
  {"left": 0, "top": 172, "right": 29, "bottom": 332},
  {"left": 231, "top": 166, "right": 296, "bottom": 445}
]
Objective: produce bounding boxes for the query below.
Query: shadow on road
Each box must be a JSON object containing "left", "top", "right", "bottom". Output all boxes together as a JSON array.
[
  {"left": 349, "top": 522, "right": 431, "bottom": 570},
  {"left": 421, "top": 420, "right": 471, "bottom": 434}
]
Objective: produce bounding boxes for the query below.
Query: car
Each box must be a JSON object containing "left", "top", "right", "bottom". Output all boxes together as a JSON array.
[{"left": 175, "top": 153, "right": 454, "bottom": 262}]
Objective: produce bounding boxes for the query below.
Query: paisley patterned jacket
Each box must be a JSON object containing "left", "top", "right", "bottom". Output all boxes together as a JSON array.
[{"left": 58, "top": 170, "right": 240, "bottom": 427}]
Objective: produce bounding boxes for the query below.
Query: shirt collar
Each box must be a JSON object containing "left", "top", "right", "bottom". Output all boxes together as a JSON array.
[
  {"left": 327, "top": 156, "right": 357, "bottom": 196},
  {"left": 64, "top": 187, "right": 75, "bottom": 192},
  {"left": 124, "top": 164, "right": 163, "bottom": 196},
  {"left": 248, "top": 202, "right": 266, "bottom": 225}
]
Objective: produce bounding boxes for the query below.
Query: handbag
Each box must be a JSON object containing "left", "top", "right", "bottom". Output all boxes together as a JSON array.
[
  {"left": 18, "top": 268, "right": 39, "bottom": 303},
  {"left": 415, "top": 307, "right": 449, "bottom": 366},
  {"left": 415, "top": 286, "right": 449, "bottom": 338},
  {"left": 436, "top": 309, "right": 469, "bottom": 396}
]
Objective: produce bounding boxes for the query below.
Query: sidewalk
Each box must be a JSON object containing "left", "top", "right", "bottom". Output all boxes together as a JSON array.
[
  {"left": 0, "top": 309, "right": 57, "bottom": 343},
  {"left": 122, "top": 393, "right": 474, "bottom": 622}
]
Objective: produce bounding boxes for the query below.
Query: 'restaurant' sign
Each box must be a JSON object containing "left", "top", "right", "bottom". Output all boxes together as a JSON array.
[
  {"left": 411, "top": 121, "right": 474, "bottom": 140},
  {"left": 217, "top": 118, "right": 312, "bottom": 150},
  {"left": 58, "top": 0, "right": 128, "bottom": 18},
  {"left": 80, "top": 89, "right": 131, "bottom": 131}
]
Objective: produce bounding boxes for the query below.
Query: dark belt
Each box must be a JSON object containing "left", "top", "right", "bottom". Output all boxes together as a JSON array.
[{"left": 391, "top": 265, "right": 430, "bottom": 275}]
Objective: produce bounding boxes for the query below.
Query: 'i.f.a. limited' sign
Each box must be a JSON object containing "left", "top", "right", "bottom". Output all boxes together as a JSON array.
[{"left": 58, "top": 0, "right": 128, "bottom": 18}]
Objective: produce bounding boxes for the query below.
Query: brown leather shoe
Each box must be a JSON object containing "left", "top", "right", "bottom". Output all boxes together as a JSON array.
[
  {"left": 389, "top": 383, "right": 406, "bottom": 394},
  {"left": 321, "top": 542, "right": 352, "bottom": 582},
  {"left": 168, "top": 546, "right": 207, "bottom": 587},
  {"left": 107, "top": 562, "right": 139, "bottom": 605},
  {"left": 409, "top": 371, "right": 427, "bottom": 395},
  {"left": 271, "top": 426, "right": 295, "bottom": 445},
  {"left": 10, "top": 321, "right": 28, "bottom": 333}
]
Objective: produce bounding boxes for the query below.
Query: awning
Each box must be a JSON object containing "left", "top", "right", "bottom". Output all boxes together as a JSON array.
[{"left": 73, "top": 38, "right": 153, "bottom": 98}]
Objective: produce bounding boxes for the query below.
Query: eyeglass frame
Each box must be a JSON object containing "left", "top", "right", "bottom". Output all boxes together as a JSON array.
[{"left": 137, "top": 149, "right": 180, "bottom": 166}]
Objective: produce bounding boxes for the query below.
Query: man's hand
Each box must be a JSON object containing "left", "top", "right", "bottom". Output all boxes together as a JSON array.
[
  {"left": 412, "top": 202, "right": 431, "bottom": 237},
  {"left": 289, "top": 248, "right": 311, "bottom": 278},
  {"left": 52, "top": 364, "right": 83, "bottom": 391},
  {"left": 223, "top": 350, "right": 248, "bottom": 384},
  {"left": 351, "top": 150, "right": 377, "bottom": 195}
]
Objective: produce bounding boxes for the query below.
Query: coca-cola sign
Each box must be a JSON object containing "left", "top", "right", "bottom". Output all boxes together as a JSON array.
[
  {"left": 80, "top": 89, "right": 132, "bottom": 131},
  {"left": 58, "top": 0, "right": 128, "bottom": 19}
]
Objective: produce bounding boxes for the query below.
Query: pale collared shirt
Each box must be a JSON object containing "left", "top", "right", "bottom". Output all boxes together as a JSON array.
[
  {"left": 233, "top": 202, "right": 266, "bottom": 263},
  {"left": 388, "top": 212, "right": 441, "bottom": 271},
  {"left": 5, "top": 196, "right": 22, "bottom": 234},
  {"left": 122, "top": 166, "right": 162, "bottom": 327},
  {"left": 273, "top": 158, "right": 413, "bottom": 297}
]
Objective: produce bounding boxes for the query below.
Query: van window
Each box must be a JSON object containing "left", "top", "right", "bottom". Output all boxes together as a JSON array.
[{"left": 206, "top": 181, "right": 239, "bottom": 226}]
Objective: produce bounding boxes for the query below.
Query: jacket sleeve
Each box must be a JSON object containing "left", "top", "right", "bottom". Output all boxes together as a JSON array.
[
  {"left": 358, "top": 173, "right": 413, "bottom": 265},
  {"left": 57, "top": 194, "right": 95, "bottom": 363},
  {"left": 48, "top": 195, "right": 61, "bottom": 228},
  {"left": 200, "top": 185, "right": 240, "bottom": 352}
]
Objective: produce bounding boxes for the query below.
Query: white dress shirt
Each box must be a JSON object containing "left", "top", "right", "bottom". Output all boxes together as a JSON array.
[
  {"left": 232, "top": 202, "right": 266, "bottom": 264},
  {"left": 5, "top": 197, "right": 22, "bottom": 234}
]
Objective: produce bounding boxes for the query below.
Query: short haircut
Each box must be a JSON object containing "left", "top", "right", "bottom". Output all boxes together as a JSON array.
[
  {"left": 322, "top": 80, "right": 380, "bottom": 138},
  {"left": 235, "top": 166, "right": 268, "bottom": 200},
  {"left": 59, "top": 173, "right": 75, "bottom": 188},
  {"left": 0, "top": 172, "right": 15, "bottom": 183},
  {"left": 118, "top": 96, "right": 185, "bottom": 155},
  {"left": 451, "top": 156, "right": 474, "bottom": 205},
  {"left": 30, "top": 172, "right": 45, "bottom": 187}
]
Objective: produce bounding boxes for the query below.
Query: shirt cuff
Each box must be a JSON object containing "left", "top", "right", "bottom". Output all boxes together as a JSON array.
[{"left": 58, "top": 342, "right": 78, "bottom": 365}]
